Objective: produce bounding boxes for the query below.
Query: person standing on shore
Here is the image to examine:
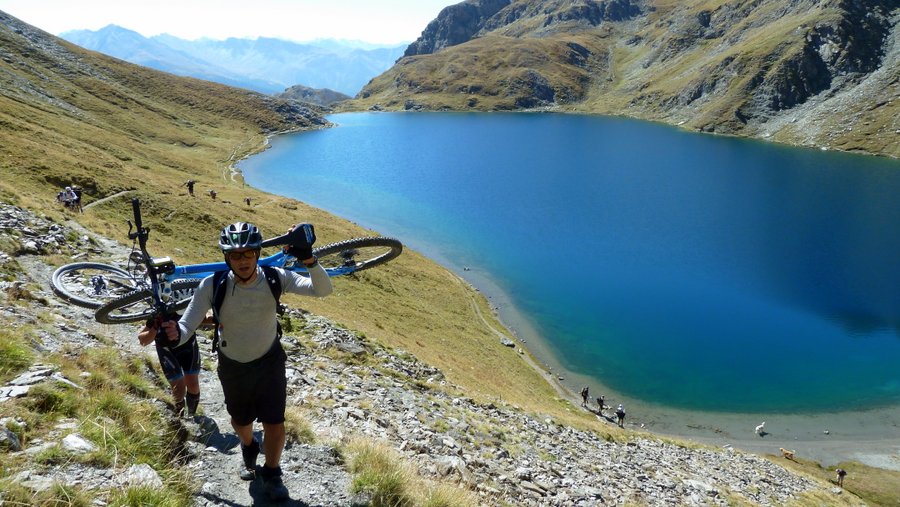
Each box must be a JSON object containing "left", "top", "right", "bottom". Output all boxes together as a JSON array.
[
  {"left": 580, "top": 386, "right": 589, "bottom": 408},
  {"left": 161, "top": 221, "right": 331, "bottom": 501},
  {"left": 836, "top": 468, "right": 847, "bottom": 487},
  {"left": 615, "top": 404, "right": 626, "bottom": 428}
]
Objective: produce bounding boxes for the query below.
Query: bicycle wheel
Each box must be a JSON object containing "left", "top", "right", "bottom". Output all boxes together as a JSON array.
[
  {"left": 313, "top": 237, "right": 402, "bottom": 275},
  {"left": 94, "top": 279, "right": 201, "bottom": 324},
  {"left": 51, "top": 263, "right": 140, "bottom": 309}
]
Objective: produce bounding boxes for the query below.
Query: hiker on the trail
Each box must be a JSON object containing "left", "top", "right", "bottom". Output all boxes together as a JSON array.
[
  {"left": 596, "top": 395, "right": 605, "bottom": 415},
  {"left": 244, "top": 197, "right": 251, "bottom": 207},
  {"left": 615, "top": 404, "right": 626, "bottom": 428},
  {"left": 138, "top": 310, "right": 205, "bottom": 418},
  {"left": 69, "top": 186, "right": 83, "bottom": 212},
  {"left": 580, "top": 386, "right": 589, "bottom": 408},
  {"left": 161, "top": 221, "right": 332, "bottom": 501},
  {"left": 59, "top": 186, "right": 80, "bottom": 211},
  {"left": 184, "top": 179, "right": 196, "bottom": 196},
  {"left": 209, "top": 189, "right": 217, "bottom": 200},
  {"left": 836, "top": 468, "right": 847, "bottom": 487}
]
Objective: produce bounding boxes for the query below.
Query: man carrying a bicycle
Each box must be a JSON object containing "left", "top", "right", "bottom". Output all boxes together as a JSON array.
[{"left": 161, "top": 221, "right": 332, "bottom": 501}]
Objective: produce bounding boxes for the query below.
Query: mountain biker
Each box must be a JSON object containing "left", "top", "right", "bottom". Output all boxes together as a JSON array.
[
  {"left": 161, "top": 221, "right": 332, "bottom": 501},
  {"left": 138, "top": 310, "right": 204, "bottom": 418}
]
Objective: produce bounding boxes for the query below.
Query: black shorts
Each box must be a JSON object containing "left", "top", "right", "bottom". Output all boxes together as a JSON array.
[
  {"left": 156, "top": 336, "right": 200, "bottom": 383},
  {"left": 217, "top": 341, "right": 287, "bottom": 426}
]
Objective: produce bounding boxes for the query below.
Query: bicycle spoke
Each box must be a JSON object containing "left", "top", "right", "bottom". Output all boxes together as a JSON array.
[
  {"left": 52, "top": 263, "right": 142, "bottom": 309},
  {"left": 313, "top": 237, "right": 402, "bottom": 274}
]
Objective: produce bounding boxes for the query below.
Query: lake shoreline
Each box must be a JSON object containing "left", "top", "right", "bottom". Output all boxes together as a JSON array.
[
  {"left": 455, "top": 262, "right": 900, "bottom": 471},
  {"left": 242, "top": 116, "right": 900, "bottom": 472}
]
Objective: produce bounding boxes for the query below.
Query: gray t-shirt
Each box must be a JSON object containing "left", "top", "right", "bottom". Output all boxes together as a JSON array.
[{"left": 176, "top": 264, "right": 332, "bottom": 362}]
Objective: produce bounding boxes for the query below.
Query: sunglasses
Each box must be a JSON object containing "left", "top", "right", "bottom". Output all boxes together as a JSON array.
[{"left": 226, "top": 250, "right": 259, "bottom": 261}]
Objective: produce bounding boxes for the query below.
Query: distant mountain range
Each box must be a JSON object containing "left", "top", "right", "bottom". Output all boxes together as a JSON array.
[{"left": 60, "top": 25, "right": 407, "bottom": 96}]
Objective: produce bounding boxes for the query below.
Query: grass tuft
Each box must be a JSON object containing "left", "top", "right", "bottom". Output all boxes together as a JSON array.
[
  {"left": 284, "top": 407, "right": 316, "bottom": 445},
  {"left": 0, "top": 329, "right": 33, "bottom": 383},
  {"left": 344, "top": 438, "right": 477, "bottom": 507}
]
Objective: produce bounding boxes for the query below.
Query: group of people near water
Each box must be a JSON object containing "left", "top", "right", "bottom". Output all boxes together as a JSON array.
[
  {"left": 184, "top": 179, "right": 251, "bottom": 207},
  {"left": 580, "top": 385, "right": 627, "bottom": 428}
]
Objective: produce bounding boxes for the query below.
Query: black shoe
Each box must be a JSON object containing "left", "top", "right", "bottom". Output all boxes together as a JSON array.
[
  {"left": 260, "top": 465, "right": 289, "bottom": 500},
  {"left": 262, "top": 474, "right": 289, "bottom": 501},
  {"left": 240, "top": 440, "right": 259, "bottom": 480}
]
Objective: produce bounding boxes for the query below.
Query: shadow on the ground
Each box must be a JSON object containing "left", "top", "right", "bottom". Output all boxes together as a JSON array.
[{"left": 194, "top": 415, "right": 241, "bottom": 452}]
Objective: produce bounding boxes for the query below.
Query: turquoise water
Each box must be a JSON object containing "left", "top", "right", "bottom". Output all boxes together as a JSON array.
[{"left": 239, "top": 112, "right": 900, "bottom": 413}]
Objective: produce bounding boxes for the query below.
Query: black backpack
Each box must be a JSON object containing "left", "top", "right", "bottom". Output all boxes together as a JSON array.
[{"left": 210, "top": 265, "right": 283, "bottom": 352}]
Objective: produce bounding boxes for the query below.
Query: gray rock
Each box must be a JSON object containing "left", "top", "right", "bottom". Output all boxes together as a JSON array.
[{"left": 0, "top": 427, "right": 22, "bottom": 451}]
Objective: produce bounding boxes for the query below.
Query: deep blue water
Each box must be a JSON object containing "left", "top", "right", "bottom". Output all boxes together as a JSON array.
[{"left": 239, "top": 112, "right": 900, "bottom": 413}]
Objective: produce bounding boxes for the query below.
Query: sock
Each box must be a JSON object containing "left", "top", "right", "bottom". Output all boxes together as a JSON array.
[
  {"left": 241, "top": 439, "right": 260, "bottom": 469},
  {"left": 260, "top": 465, "right": 282, "bottom": 480},
  {"left": 185, "top": 392, "right": 200, "bottom": 416}
]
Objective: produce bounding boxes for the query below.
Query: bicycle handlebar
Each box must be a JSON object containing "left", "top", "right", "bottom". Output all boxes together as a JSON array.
[{"left": 260, "top": 227, "right": 308, "bottom": 249}]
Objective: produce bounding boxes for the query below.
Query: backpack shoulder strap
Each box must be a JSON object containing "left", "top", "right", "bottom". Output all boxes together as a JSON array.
[
  {"left": 211, "top": 270, "right": 229, "bottom": 352},
  {"left": 260, "top": 265, "right": 283, "bottom": 305},
  {"left": 261, "top": 266, "right": 284, "bottom": 338}
]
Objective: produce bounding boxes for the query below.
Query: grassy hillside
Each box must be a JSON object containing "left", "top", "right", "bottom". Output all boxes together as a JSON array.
[{"left": 344, "top": 0, "right": 898, "bottom": 158}]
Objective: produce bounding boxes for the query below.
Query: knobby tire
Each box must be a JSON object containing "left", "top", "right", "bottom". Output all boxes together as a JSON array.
[
  {"left": 313, "top": 237, "right": 402, "bottom": 273},
  {"left": 51, "top": 262, "right": 138, "bottom": 309},
  {"left": 94, "top": 279, "right": 200, "bottom": 324}
]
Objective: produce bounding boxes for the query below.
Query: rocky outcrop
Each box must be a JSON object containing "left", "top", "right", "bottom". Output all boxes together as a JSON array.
[
  {"left": 404, "top": 0, "right": 512, "bottom": 56},
  {"left": 405, "top": 0, "right": 644, "bottom": 57},
  {"left": 482, "top": 0, "right": 644, "bottom": 33},
  {"left": 735, "top": 0, "right": 894, "bottom": 121},
  {"left": 279, "top": 84, "right": 351, "bottom": 108}
]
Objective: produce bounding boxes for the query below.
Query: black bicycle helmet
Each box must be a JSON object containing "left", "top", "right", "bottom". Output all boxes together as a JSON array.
[{"left": 219, "top": 222, "right": 263, "bottom": 251}]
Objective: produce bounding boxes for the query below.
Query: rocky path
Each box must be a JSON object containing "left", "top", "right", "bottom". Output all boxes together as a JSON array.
[{"left": 0, "top": 202, "right": 858, "bottom": 506}]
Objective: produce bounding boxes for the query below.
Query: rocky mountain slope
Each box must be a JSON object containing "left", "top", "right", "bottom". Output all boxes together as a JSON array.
[
  {"left": 280, "top": 84, "right": 351, "bottom": 107},
  {"left": 0, "top": 202, "right": 856, "bottom": 506},
  {"left": 347, "top": 0, "right": 899, "bottom": 158}
]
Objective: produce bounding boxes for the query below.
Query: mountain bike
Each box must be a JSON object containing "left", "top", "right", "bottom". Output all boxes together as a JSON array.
[{"left": 51, "top": 198, "right": 402, "bottom": 324}]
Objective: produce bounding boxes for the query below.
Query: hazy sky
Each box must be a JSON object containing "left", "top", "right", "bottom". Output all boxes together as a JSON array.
[{"left": 0, "top": 0, "right": 453, "bottom": 45}]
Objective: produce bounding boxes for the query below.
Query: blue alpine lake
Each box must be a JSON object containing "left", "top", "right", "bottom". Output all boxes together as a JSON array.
[{"left": 239, "top": 112, "right": 900, "bottom": 413}]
